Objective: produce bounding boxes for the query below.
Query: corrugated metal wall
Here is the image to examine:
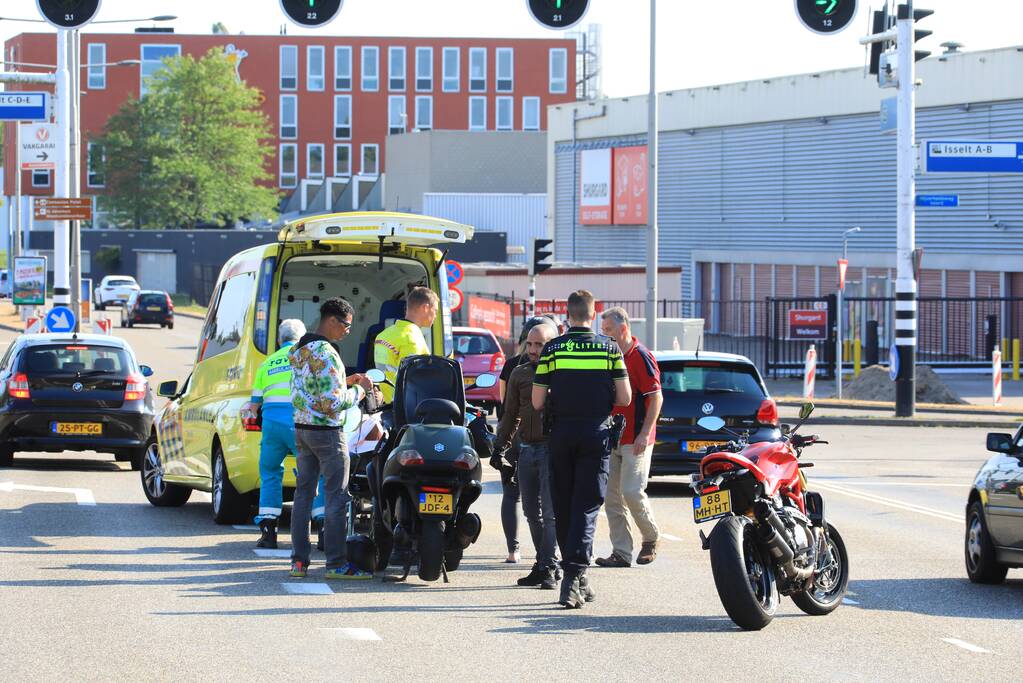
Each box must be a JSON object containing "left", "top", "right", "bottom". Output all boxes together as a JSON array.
[
  {"left": 424, "top": 193, "right": 545, "bottom": 264},
  {"left": 555, "top": 100, "right": 1023, "bottom": 298}
]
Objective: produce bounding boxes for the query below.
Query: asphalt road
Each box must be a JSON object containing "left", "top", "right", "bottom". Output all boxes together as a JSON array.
[{"left": 1, "top": 318, "right": 1021, "bottom": 682}]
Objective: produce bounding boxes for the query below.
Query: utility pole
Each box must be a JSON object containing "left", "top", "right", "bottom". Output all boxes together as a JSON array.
[
  {"left": 69, "top": 29, "right": 82, "bottom": 330},
  {"left": 644, "top": 0, "right": 659, "bottom": 351},
  {"left": 52, "top": 28, "right": 71, "bottom": 311}
]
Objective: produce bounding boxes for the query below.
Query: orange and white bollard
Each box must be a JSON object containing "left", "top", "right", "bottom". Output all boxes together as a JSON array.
[
  {"left": 993, "top": 345, "right": 1002, "bottom": 406},
  {"left": 25, "top": 317, "right": 42, "bottom": 334},
  {"left": 803, "top": 344, "right": 817, "bottom": 400},
  {"left": 94, "top": 318, "right": 112, "bottom": 335}
]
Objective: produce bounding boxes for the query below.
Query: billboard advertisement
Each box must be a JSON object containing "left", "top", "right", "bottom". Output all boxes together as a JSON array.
[
  {"left": 613, "top": 145, "right": 648, "bottom": 225},
  {"left": 579, "top": 148, "right": 612, "bottom": 225},
  {"left": 12, "top": 255, "right": 46, "bottom": 306},
  {"left": 467, "top": 296, "right": 512, "bottom": 340}
]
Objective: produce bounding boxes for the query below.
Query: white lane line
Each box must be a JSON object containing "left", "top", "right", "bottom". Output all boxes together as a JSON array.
[
  {"left": 811, "top": 481, "right": 961, "bottom": 523},
  {"left": 661, "top": 533, "right": 684, "bottom": 542},
  {"left": 842, "top": 597, "right": 860, "bottom": 605},
  {"left": 941, "top": 638, "right": 991, "bottom": 654},
  {"left": 282, "top": 582, "right": 332, "bottom": 595},
  {"left": 253, "top": 548, "right": 292, "bottom": 558},
  {"left": 320, "top": 627, "right": 381, "bottom": 641},
  {"left": 233, "top": 524, "right": 258, "bottom": 531},
  {"left": 0, "top": 481, "right": 96, "bottom": 506},
  {"left": 814, "top": 481, "right": 968, "bottom": 487}
]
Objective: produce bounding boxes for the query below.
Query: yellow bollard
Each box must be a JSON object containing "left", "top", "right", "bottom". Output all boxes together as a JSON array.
[
  {"left": 853, "top": 338, "right": 862, "bottom": 378},
  {"left": 1014, "top": 339, "right": 1020, "bottom": 382},
  {"left": 1003, "top": 337, "right": 1009, "bottom": 361}
]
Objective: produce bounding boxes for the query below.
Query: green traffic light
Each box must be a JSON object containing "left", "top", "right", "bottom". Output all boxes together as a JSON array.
[{"left": 815, "top": 0, "right": 839, "bottom": 15}]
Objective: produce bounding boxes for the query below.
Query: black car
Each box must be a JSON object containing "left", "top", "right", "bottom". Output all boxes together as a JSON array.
[
  {"left": 965, "top": 428, "right": 1023, "bottom": 583},
  {"left": 123, "top": 290, "right": 174, "bottom": 329},
  {"left": 0, "top": 333, "right": 156, "bottom": 470},
  {"left": 651, "top": 351, "right": 780, "bottom": 477}
]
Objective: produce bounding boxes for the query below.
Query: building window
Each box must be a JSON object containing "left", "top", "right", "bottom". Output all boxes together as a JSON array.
[
  {"left": 522, "top": 96, "right": 540, "bottom": 131},
  {"left": 280, "top": 144, "right": 297, "bottom": 188},
  {"left": 87, "top": 142, "right": 105, "bottom": 187},
  {"left": 496, "top": 96, "right": 513, "bottom": 130},
  {"left": 334, "top": 144, "right": 351, "bottom": 176},
  {"left": 442, "top": 47, "right": 460, "bottom": 92},
  {"left": 280, "top": 95, "right": 297, "bottom": 139},
  {"left": 140, "top": 44, "right": 181, "bottom": 97},
  {"left": 469, "top": 47, "right": 486, "bottom": 92},
  {"left": 549, "top": 48, "right": 567, "bottom": 94},
  {"left": 32, "top": 169, "right": 51, "bottom": 188},
  {"left": 361, "top": 46, "right": 379, "bottom": 91},
  {"left": 468, "top": 96, "right": 486, "bottom": 131},
  {"left": 416, "top": 46, "right": 433, "bottom": 92},
  {"left": 388, "top": 46, "right": 406, "bottom": 91},
  {"left": 415, "top": 96, "right": 433, "bottom": 131},
  {"left": 361, "top": 144, "right": 379, "bottom": 176},
  {"left": 388, "top": 95, "right": 406, "bottom": 134},
  {"left": 307, "top": 143, "right": 324, "bottom": 178},
  {"left": 496, "top": 48, "right": 513, "bottom": 92},
  {"left": 280, "top": 45, "right": 297, "bottom": 90},
  {"left": 333, "top": 95, "right": 352, "bottom": 139},
  {"left": 307, "top": 46, "right": 325, "bottom": 91},
  {"left": 334, "top": 46, "right": 352, "bottom": 90},
  {"left": 87, "top": 43, "right": 106, "bottom": 89}
]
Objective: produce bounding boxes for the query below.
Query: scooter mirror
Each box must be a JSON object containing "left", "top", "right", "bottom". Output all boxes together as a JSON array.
[
  {"left": 366, "top": 369, "right": 386, "bottom": 384},
  {"left": 473, "top": 373, "right": 497, "bottom": 389},
  {"left": 696, "top": 416, "right": 726, "bottom": 432},
  {"left": 799, "top": 402, "right": 815, "bottom": 420}
]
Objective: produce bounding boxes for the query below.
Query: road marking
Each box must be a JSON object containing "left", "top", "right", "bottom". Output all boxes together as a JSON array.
[
  {"left": 814, "top": 480, "right": 968, "bottom": 487},
  {"left": 842, "top": 597, "right": 860, "bottom": 605},
  {"left": 197, "top": 492, "right": 212, "bottom": 502},
  {"left": 233, "top": 524, "right": 258, "bottom": 531},
  {"left": 941, "top": 638, "right": 991, "bottom": 654},
  {"left": 661, "top": 533, "right": 684, "bottom": 542},
  {"left": 320, "top": 627, "right": 381, "bottom": 641},
  {"left": 281, "top": 582, "right": 332, "bottom": 595},
  {"left": 253, "top": 548, "right": 292, "bottom": 558},
  {"left": 0, "top": 481, "right": 96, "bottom": 506},
  {"left": 811, "top": 481, "right": 961, "bottom": 523}
]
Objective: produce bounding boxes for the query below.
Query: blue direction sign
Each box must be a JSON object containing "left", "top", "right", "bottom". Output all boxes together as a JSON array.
[
  {"left": 922, "top": 140, "right": 1023, "bottom": 174},
  {"left": 889, "top": 342, "right": 899, "bottom": 381},
  {"left": 0, "top": 93, "right": 49, "bottom": 121},
  {"left": 45, "top": 306, "right": 77, "bottom": 334},
  {"left": 916, "top": 194, "right": 959, "bottom": 208}
]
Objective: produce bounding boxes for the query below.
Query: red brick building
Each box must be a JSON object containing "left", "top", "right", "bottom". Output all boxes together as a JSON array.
[{"left": 3, "top": 30, "right": 576, "bottom": 202}]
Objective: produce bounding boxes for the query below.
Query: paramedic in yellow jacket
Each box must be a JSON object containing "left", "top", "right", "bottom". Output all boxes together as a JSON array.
[{"left": 374, "top": 286, "right": 438, "bottom": 402}]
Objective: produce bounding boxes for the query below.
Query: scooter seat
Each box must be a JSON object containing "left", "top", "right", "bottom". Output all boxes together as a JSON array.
[{"left": 415, "top": 398, "right": 461, "bottom": 426}]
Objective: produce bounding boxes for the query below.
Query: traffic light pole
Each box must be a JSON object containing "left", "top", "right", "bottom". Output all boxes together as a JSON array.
[
  {"left": 894, "top": 2, "right": 918, "bottom": 417},
  {"left": 644, "top": 0, "right": 659, "bottom": 351},
  {"left": 529, "top": 276, "right": 536, "bottom": 318},
  {"left": 53, "top": 28, "right": 71, "bottom": 310}
]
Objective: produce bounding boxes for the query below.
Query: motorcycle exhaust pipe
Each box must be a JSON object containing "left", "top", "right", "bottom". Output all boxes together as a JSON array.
[
  {"left": 454, "top": 512, "right": 481, "bottom": 548},
  {"left": 753, "top": 501, "right": 813, "bottom": 582}
]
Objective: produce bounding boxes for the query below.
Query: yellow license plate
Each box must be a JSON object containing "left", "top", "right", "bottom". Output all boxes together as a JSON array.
[
  {"left": 53, "top": 422, "right": 102, "bottom": 436},
  {"left": 692, "top": 489, "right": 731, "bottom": 524},
  {"left": 419, "top": 492, "right": 453, "bottom": 515},
  {"left": 685, "top": 440, "right": 717, "bottom": 453},
  {"left": 463, "top": 377, "right": 475, "bottom": 386},
  {"left": 146, "top": 306, "right": 162, "bottom": 311}
]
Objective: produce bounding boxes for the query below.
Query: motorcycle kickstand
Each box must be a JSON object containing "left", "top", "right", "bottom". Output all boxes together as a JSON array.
[
  {"left": 382, "top": 552, "right": 414, "bottom": 583},
  {"left": 441, "top": 560, "right": 449, "bottom": 584}
]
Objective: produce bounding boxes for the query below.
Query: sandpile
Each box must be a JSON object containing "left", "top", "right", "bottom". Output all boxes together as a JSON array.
[{"left": 843, "top": 364, "right": 967, "bottom": 405}]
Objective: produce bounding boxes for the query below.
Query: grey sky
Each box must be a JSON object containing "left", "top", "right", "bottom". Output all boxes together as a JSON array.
[{"left": 1, "top": 1, "right": 1019, "bottom": 96}]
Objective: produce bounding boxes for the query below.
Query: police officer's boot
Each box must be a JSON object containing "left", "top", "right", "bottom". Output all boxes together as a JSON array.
[
  {"left": 256, "top": 519, "right": 278, "bottom": 549},
  {"left": 559, "top": 571, "right": 584, "bottom": 609}
]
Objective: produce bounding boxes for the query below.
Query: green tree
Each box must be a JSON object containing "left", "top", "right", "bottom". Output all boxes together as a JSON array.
[{"left": 97, "top": 49, "right": 278, "bottom": 229}]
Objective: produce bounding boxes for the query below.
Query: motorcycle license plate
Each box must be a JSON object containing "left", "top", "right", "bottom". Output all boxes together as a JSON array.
[
  {"left": 52, "top": 422, "right": 102, "bottom": 436},
  {"left": 419, "top": 492, "right": 453, "bottom": 515},
  {"left": 692, "top": 490, "right": 731, "bottom": 524},
  {"left": 684, "top": 440, "right": 717, "bottom": 453}
]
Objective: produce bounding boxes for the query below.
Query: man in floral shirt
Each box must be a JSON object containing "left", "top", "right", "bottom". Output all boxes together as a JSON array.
[{"left": 289, "top": 297, "right": 373, "bottom": 580}]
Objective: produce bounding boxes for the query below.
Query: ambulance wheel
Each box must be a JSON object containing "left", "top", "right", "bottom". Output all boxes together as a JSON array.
[{"left": 212, "top": 444, "right": 249, "bottom": 524}]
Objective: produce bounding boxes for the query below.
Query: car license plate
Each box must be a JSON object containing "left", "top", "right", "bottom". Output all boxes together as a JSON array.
[
  {"left": 116, "top": 295, "right": 128, "bottom": 300},
  {"left": 463, "top": 376, "right": 475, "bottom": 386},
  {"left": 52, "top": 422, "right": 102, "bottom": 436},
  {"left": 419, "top": 492, "right": 453, "bottom": 515},
  {"left": 684, "top": 440, "right": 717, "bottom": 453},
  {"left": 146, "top": 306, "right": 162, "bottom": 311},
  {"left": 692, "top": 490, "right": 731, "bottom": 524}
]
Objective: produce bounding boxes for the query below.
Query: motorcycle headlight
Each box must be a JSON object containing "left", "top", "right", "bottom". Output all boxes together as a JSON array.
[{"left": 453, "top": 450, "right": 479, "bottom": 470}]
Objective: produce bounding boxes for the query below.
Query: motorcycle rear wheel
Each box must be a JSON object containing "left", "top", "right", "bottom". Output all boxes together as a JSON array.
[
  {"left": 709, "top": 515, "right": 779, "bottom": 631},
  {"left": 792, "top": 523, "right": 850, "bottom": 616},
  {"left": 417, "top": 520, "right": 445, "bottom": 582}
]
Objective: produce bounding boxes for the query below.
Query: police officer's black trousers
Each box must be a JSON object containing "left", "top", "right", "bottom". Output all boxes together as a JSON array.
[{"left": 548, "top": 419, "right": 611, "bottom": 576}]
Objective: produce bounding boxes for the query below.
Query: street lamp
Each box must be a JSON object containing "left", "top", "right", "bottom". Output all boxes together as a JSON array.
[{"left": 836, "top": 226, "right": 863, "bottom": 399}]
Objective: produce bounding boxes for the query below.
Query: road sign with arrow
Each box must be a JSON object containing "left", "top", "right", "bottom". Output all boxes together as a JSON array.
[
  {"left": 45, "top": 306, "right": 77, "bottom": 334},
  {"left": 19, "top": 122, "right": 58, "bottom": 170}
]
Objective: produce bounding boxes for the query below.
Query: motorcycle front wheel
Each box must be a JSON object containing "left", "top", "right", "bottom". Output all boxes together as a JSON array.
[
  {"left": 791, "top": 523, "right": 850, "bottom": 616},
  {"left": 709, "top": 515, "right": 779, "bottom": 631}
]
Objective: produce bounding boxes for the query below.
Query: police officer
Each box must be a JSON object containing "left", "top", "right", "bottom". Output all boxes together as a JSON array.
[
  {"left": 247, "top": 319, "right": 324, "bottom": 549},
  {"left": 532, "top": 290, "right": 631, "bottom": 608},
  {"left": 373, "top": 286, "right": 438, "bottom": 403}
]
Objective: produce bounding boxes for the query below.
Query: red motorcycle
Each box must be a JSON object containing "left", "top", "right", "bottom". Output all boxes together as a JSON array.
[{"left": 690, "top": 403, "right": 849, "bottom": 630}]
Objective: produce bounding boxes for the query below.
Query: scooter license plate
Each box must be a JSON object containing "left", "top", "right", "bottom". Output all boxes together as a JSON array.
[
  {"left": 419, "top": 492, "right": 453, "bottom": 515},
  {"left": 692, "top": 490, "right": 731, "bottom": 524}
]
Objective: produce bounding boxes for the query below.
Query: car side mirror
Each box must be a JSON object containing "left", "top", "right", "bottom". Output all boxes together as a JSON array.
[
  {"left": 139, "top": 364, "right": 154, "bottom": 377},
  {"left": 697, "top": 416, "right": 726, "bottom": 432},
  {"left": 157, "top": 380, "right": 179, "bottom": 398},
  {"left": 986, "top": 432, "right": 1013, "bottom": 454}
]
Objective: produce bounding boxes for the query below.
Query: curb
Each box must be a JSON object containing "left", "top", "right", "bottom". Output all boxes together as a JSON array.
[
  {"left": 175, "top": 310, "right": 206, "bottom": 321},
  {"left": 777, "top": 396, "right": 1014, "bottom": 417},
  {"left": 810, "top": 416, "right": 1018, "bottom": 429}
]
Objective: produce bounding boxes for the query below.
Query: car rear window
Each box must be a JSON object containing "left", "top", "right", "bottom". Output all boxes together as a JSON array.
[
  {"left": 660, "top": 361, "right": 765, "bottom": 397},
  {"left": 23, "top": 345, "right": 131, "bottom": 375},
  {"left": 139, "top": 293, "right": 166, "bottom": 306},
  {"left": 455, "top": 333, "right": 499, "bottom": 355},
  {"left": 108, "top": 279, "right": 135, "bottom": 287}
]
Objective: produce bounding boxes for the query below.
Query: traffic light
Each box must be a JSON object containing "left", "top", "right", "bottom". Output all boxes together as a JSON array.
[
  {"left": 279, "top": 0, "right": 344, "bottom": 28},
  {"left": 794, "top": 0, "right": 857, "bottom": 35},
  {"left": 527, "top": 0, "right": 590, "bottom": 30},
  {"left": 898, "top": 4, "right": 935, "bottom": 62},
  {"left": 867, "top": 7, "right": 892, "bottom": 76},
  {"left": 36, "top": 0, "right": 100, "bottom": 29},
  {"left": 532, "top": 238, "right": 553, "bottom": 276}
]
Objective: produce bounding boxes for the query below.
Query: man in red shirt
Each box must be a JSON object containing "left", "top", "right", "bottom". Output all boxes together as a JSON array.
[{"left": 596, "top": 307, "right": 663, "bottom": 567}]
